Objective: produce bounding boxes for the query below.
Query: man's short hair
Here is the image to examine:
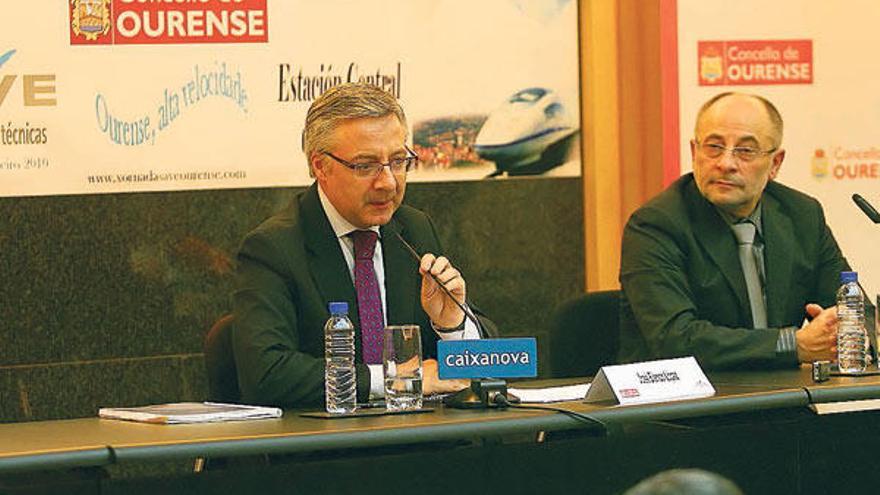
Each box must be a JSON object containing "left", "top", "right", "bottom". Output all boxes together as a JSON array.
[
  {"left": 302, "top": 83, "right": 407, "bottom": 163},
  {"left": 694, "top": 92, "right": 784, "bottom": 146},
  {"left": 624, "top": 468, "right": 744, "bottom": 495}
]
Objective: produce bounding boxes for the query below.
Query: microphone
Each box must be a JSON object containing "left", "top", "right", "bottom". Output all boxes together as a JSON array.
[
  {"left": 389, "top": 228, "right": 483, "bottom": 332},
  {"left": 845, "top": 194, "right": 880, "bottom": 367},
  {"left": 852, "top": 194, "right": 880, "bottom": 223}
]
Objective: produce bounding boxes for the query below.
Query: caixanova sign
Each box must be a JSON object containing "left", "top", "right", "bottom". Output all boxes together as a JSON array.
[{"left": 69, "top": 0, "right": 268, "bottom": 45}]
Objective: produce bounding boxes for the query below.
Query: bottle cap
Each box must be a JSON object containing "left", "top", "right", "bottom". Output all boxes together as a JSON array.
[
  {"left": 328, "top": 301, "right": 348, "bottom": 315},
  {"left": 840, "top": 271, "right": 858, "bottom": 283}
]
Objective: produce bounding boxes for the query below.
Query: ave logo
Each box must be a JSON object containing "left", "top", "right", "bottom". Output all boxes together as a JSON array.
[{"left": 0, "top": 50, "right": 57, "bottom": 108}]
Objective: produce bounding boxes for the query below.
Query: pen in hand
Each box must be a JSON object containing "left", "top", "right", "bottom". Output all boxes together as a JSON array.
[{"left": 392, "top": 230, "right": 481, "bottom": 329}]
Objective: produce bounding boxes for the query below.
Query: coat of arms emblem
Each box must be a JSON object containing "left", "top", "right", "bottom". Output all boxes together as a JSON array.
[
  {"left": 699, "top": 49, "right": 724, "bottom": 84},
  {"left": 70, "top": 0, "right": 111, "bottom": 42}
]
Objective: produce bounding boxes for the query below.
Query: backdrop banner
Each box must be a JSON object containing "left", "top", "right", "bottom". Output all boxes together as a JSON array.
[
  {"left": 0, "top": 0, "right": 580, "bottom": 198},
  {"left": 674, "top": 0, "right": 880, "bottom": 296}
]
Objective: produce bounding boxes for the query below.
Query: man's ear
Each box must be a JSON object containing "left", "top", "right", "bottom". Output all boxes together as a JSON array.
[
  {"left": 768, "top": 148, "right": 785, "bottom": 181},
  {"left": 310, "top": 153, "right": 326, "bottom": 181}
]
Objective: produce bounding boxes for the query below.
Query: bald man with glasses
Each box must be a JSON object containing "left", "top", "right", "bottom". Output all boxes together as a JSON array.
[
  {"left": 619, "top": 92, "right": 850, "bottom": 370},
  {"left": 232, "top": 83, "right": 495, "bottom": 408}
]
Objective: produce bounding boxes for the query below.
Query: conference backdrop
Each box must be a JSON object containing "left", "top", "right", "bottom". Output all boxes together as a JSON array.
[
  {"left": 1, "top": 0, "right": 581, "bottom": 198},
  {"left": 673, "top": 0, "right": 880, "bottom": 297}
]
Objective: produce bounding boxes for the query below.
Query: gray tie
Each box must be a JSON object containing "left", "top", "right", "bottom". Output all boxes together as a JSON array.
[{"left": 732, "top": 221, "right": 767, "bottom": 328}]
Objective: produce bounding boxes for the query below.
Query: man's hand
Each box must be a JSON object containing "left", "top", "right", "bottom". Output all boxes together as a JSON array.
[
  {"left": 419, "top": 253, "right": 466, "bottom": 329},
  {"left": 796, "top": 303, "right": 838, "bottom": 362},
  {"left": 805, "top": 303, "right": 823, "bottom": 320},
  {"left": 422, "top": 359, "right": 469, "bottom": 395}
]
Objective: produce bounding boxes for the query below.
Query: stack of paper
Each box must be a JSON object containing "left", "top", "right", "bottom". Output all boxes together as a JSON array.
[
  {"left": 98, "top": 402, "right": 282, "bottom": 424},
  {"left": 508, "top": 383, "right": 591, "bottom": 403}
]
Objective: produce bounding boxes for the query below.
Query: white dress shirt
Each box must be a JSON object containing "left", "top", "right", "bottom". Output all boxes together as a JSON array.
[{"left": 317, "top": 185, "right": 480, "bottom": 397}]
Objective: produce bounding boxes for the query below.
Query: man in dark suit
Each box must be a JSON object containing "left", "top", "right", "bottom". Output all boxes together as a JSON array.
[
  {"left": 619, "top": 92, "right": 848, "bottom": 370},
  {"left": 233, "top": 83, "right": 492, "bottom": 408}
]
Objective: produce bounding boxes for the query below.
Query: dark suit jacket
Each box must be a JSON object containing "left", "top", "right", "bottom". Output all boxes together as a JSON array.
[
  {"left": 619, "top": 173, "right": 849, "bottom": 370},
  {"left": 232, "top": 183, "right": 494, "bottom": 408}
]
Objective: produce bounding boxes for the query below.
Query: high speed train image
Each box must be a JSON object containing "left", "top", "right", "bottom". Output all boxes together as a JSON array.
[{"left": 474, "top": 87, "right": 578, "bottom": 177}]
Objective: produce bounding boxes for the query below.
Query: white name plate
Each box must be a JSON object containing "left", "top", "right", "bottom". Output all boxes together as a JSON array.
[{"left": 584, "top": 356, "right": 715, "bottom": 406}]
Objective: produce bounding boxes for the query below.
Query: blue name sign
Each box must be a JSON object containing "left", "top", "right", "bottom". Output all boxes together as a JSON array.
[{"left": 437, "top": 338, "right": 537, "bottom": 379}]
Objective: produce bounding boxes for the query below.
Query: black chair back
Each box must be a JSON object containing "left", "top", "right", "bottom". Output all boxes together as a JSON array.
[
  {"left": 549, "top": 290, "right": 621, "bottom": 378},
  {"left": 203, "top": 314, "right": 240, "bottom": 403}
]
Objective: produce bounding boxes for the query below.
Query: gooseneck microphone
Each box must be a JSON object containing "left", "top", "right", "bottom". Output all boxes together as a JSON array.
[
  {"left": 846, "top": 194, "right": 879, "bottom": 369},
  {"left": 852, "top": 194, "right": 880, "bottom": 223},
  {"left": 389, "top": 228, "right": 482, "bottom": 331}
]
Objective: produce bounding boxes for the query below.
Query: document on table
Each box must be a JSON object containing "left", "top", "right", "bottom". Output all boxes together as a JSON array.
[
  {"left": 508, "top": 383, "right": 591, "bottom": 403},
  {"left": 99, "top": 402, "right": 283, "bottom": 424},
  {"left": 810, "top": 399, "right": 880, "bottom": 415}
]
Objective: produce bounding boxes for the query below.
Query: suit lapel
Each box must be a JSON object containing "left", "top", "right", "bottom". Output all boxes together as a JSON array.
[
  {"left": 762, "top": 190, "right": 794, "bottom": 327},
  {"left": 685, "top": 180, "right": 753, "bottom": 324},
  {"left": 380, "top": 218, "right": 418, "bottom": 326},
  {"left": 300, "top": 184, "right": 360, "bottom": 330}
]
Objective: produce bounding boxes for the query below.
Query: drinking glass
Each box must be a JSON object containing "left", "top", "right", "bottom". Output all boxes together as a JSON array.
[{"left": 383, "top": 325, "right": 423, "bottom": 411}]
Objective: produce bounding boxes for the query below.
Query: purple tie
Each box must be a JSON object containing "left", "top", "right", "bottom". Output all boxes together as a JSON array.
[{"left": 350, "top": 230, "right": 384, "bottom": 364}]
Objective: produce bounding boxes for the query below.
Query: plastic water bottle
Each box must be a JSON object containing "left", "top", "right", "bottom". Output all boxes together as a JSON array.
[
  {"left": 837, "top": 271, "right": 867, "bottom": 374},
  {"left": 324, "top": 301, "right": 357, "bottom": 413}
]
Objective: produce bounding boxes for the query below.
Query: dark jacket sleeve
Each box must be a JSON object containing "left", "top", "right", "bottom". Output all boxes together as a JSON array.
[
  {"left": 620, "top": 186, "right": 851, "bottom": 371},
  {"left": 620, "top": 204, "right": 792, "bottom": 370},
  {"left": 231, "top": 230, "right": 370, "bottom": 408}
]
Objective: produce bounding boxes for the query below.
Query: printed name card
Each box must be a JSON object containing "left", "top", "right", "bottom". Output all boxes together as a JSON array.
[
  {"left": 437, "top": 338, "right": 537, "bottom": 379},
  {"left": 584, "top": 356, "right": 715, "bottom": 406}
]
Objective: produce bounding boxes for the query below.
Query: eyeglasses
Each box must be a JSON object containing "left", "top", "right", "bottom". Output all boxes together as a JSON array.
[
  {"left": 695, "top": 139, "right": 777, "bottom": 163},
  {"left": 323, "top": 147, "right": 419, "bottom": 179}
]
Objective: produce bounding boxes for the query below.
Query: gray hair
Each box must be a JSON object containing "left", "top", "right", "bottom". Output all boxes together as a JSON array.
[
  {"left": 624, "top": 469, "right": 744, "bottom": 495},
  {"left": 302, "top": 83, "right": 407, "bottom": 164},
  {"left": 695, "top": 91, "right": 784, "bottom": 147}
]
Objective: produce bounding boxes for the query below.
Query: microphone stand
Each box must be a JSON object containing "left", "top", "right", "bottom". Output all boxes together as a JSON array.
[
  {"left": 391, "top": 229, "right": 516, "bottom": 407},
  {"left": 850, "top": 194, "right": 880, "bottom": 368}
]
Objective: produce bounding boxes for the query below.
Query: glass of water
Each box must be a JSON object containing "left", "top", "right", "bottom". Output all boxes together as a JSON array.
[{"left": 383, "top": 325, "right": 423, "bottom": 411}]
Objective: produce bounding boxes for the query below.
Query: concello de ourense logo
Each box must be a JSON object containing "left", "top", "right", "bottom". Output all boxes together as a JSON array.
[
  {"left": 698, "top": 39, "right": 812, "bottom": 86},
  {"left": 69, "top": 0, "right": 268, "bottom": 45}
]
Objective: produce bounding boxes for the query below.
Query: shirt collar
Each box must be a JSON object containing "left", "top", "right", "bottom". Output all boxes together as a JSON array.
[
  {"left": 317, "top": 183, "right": 381, "bottom": 239},
  {"left": 717, "top": 201, "right": 763, "bottom": 237}
]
